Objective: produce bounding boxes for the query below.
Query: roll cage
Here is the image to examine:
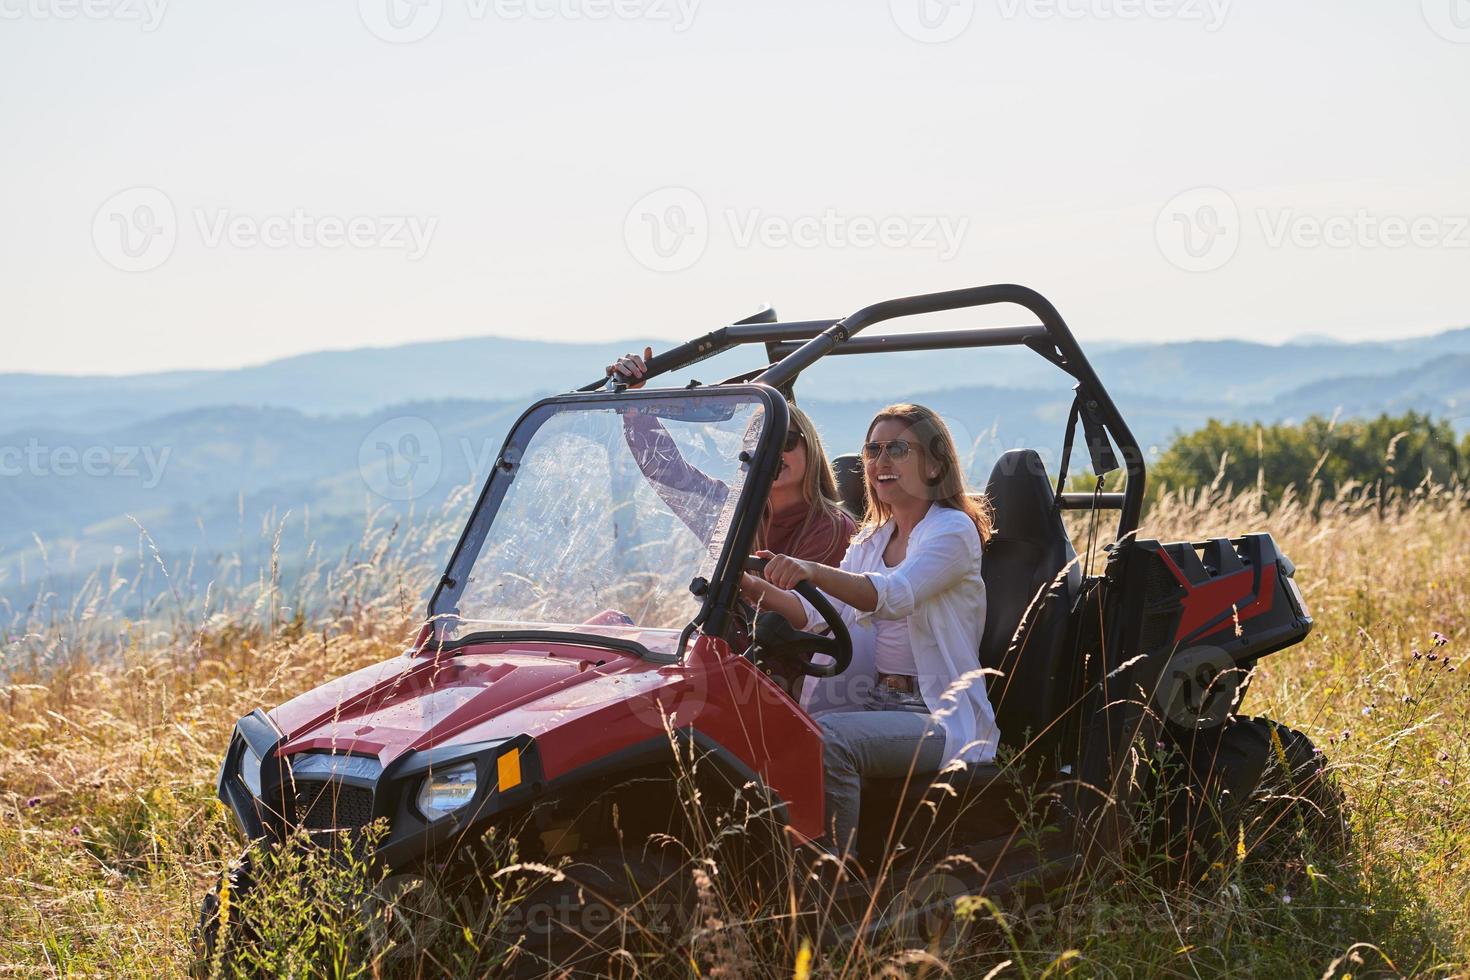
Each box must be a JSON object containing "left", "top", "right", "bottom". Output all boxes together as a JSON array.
[
  {"left": 579, "top": 283, "right": 1143, "bottom": 532},
  {"left": 432, "top": 283, "right": 1143, "bottom": 660}
]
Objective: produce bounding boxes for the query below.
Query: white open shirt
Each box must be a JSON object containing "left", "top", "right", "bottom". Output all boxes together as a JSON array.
[{"left": 796, "top": 504, "right": 1001, "bottom": 767}]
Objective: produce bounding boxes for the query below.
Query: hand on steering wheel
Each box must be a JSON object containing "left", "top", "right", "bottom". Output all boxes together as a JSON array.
[{"left": 743, "top": 555, "right": 853, "bottom": 678}]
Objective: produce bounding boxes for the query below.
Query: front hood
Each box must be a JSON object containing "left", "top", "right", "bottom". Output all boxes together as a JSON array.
[{"left": 268, "top": 640, "right": 659, "bottom": 767}]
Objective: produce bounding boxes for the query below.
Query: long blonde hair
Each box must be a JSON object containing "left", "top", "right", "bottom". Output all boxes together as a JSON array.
[
  {"left": 859, "top": 403, "right": 994, "bottom": 544},
  {"left": 755, "top": 403, "right": 849, "bottom": 552}
]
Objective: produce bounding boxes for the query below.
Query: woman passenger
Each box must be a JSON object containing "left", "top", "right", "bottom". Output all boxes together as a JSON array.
[
  {"left": 741, "top": 403, "right": 999, "bottom": 857},
  {"left": 607, "top": 347, "right": 854, "bottom": 566}
]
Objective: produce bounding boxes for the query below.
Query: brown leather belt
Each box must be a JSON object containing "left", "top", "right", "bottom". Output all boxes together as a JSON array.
[{"left": 876, "top": 673, "right": 917, "bottom": 693}]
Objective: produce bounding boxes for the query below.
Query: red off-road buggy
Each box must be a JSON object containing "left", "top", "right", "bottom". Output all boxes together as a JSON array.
[{"left": 201, "top": 284, "right": 1341, "bottom": 974}]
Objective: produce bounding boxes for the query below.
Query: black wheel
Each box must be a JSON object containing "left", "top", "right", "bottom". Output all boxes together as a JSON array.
[
  {"left": 1156, "top": 716, "right": 1349, "bottom": 885},
  {"left": 500, "top": 846, "right": 696, "bottom": 979},
  {"left": 193, "top": 854, "right": 256, "bottom": 978}
]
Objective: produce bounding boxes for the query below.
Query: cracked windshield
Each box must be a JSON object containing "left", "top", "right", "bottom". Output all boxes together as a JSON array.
[{"left": 441, "top": 395, "right": 767, "bottom": 655}]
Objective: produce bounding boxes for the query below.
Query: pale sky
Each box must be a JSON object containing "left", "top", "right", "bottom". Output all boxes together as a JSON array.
[{"left": 2, "top": 0, "right": 1467, "bottom": 375}]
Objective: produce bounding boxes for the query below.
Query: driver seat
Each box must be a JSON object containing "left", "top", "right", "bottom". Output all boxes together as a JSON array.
[
  {"left": 857, "top": 450, "right": 1084, "bottom": 856},
  {"left": 977, "top": 449, "right": 1083, "bottom": 758}
]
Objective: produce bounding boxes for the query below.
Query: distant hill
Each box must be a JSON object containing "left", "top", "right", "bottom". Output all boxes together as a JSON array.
[
  {"left": 3, "top": 324, "right": 1467, "bottom": 615},
  {"left": 5, "top": 326, "right": 1468, "bottom": 431}
]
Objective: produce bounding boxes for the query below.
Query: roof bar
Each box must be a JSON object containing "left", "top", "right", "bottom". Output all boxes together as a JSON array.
[
  {"left": 766, "top": 324, "right": 1048, "bottom": 359},
  {"left": 1057, "top": 493, "right": 1126, "bottom": 511}
]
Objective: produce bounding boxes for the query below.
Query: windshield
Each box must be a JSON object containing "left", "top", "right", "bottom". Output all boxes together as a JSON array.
[{"left": 432, "top": 392, "right": 770, "bottom": 656}]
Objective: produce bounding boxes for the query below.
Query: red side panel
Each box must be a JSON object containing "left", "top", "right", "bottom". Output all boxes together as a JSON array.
[{"left": 1154, "top": 550, "right": 1279, "bottom": 646}]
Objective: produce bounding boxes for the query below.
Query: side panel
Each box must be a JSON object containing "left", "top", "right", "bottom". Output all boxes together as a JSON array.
[{"left": 529, "top": 635, "right": 827, "bottom": 841}]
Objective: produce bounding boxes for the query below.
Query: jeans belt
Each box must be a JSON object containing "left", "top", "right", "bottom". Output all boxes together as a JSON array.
[{"left": 876, "top": 673, "right": 916, "bottom": 693}]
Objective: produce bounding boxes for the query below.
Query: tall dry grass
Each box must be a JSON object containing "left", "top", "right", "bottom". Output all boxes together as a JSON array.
[{"left": 1, "top": 477, "right": 1467, "bottom": 977}]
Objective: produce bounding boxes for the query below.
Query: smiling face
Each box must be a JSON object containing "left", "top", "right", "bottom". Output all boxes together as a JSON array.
[{"left": 864, "top": 417, "right": 932, "bottom": 508}]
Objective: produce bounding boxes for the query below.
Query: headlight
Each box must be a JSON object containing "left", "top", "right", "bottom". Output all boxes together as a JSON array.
[
  {"left": 240, "top": 744, "right": 264, "bottom": 798},
  {"left": 416, "top": 761, "right": 478, "bottom": 820}
]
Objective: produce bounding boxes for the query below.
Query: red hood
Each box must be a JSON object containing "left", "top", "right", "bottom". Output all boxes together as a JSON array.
[{"left": 267, "top": 640, "right": 661, "bottom": 767}]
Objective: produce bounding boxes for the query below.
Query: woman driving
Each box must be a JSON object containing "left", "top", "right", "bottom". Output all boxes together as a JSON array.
[
  {"left": 607, "top": 347, "right": 854, "bottom": 565},
  {"left": 741, "top": 403, "right": 999, "bottom": 857}
]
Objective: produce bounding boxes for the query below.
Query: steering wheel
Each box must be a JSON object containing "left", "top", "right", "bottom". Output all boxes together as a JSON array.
[{"left": 742, "top": 556, "right": 853, "bottom": 678}]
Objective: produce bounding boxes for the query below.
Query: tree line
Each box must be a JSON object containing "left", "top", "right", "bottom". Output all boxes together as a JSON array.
[{"left": 1145, "top": 411, "right": 1470, "bottom": 504}]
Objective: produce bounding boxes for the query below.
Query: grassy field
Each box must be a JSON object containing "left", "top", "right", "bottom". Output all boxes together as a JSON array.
[{"left": 1, "top": 482, "right": 1467, "bottom": 978}]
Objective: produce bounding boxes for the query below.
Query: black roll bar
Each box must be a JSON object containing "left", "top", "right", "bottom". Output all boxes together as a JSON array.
[{"left": 579, "top": 284, "right": 1146, "bottom": 541}]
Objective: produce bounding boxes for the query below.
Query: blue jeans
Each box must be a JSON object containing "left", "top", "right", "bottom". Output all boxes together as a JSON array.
[{"left": 816, "top": 693, "right": 946, "bottom": 856}]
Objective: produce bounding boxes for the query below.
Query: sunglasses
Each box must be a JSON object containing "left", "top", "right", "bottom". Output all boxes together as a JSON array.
[
  {"left": 862, "top": 439, "right": 914, "bottom": 461},
  {"left": 782, "top": 429, "right": 804, "bottom": 453}
]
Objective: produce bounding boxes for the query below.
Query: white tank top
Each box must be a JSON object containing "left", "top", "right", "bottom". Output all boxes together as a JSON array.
[{"left": 873, "top": 614, "right": 917, "bottom": 675}]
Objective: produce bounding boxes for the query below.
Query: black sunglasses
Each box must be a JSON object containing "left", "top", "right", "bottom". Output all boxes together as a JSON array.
[
  {"left": 862, "top": 439, "right": 914, "bottom": 461},
  {"left": 782, "top": 429, "right": 804, "bottom": 453}
]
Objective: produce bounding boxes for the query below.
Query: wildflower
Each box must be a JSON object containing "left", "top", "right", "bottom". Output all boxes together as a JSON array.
[
  {"left": 69, "top": 826, "right": 81, "bottom": 837},
  {"left": 1264, "top": 883, "right": 1276, "bottom": 895},
  {"left": 1361, "top": 706, "right": 1373, "bottom": 716},
  {"left": 25, "top": 797, "right": 40, "bottom": 808},
  {"left": 1282, "top": 894, "right": 1293, "bottom": 905},
  {"left": 1433, "top": 631, "right": 1449, "bottom": 647},
  {"left": 1412, "top": 648, "right": 1422, "bottom": 660}
]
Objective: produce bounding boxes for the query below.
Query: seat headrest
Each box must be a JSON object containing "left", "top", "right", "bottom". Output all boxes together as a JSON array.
[
  {"left": 985, "top": 449, "right": 1062, "bottom": 547},
  {"left": 832, "top": 454, "right": 866, "bottom": 520}
]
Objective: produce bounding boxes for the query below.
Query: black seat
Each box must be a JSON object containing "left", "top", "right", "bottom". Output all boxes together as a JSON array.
[
  {"left": 831, "top": 453, "right": 865, "bottom": 519},
  {"left": 978, "top": 449, "right": 1082, "bottom": 757},
  {"left": 859, "top": 449, "right": 1082, "bottom": 851}
]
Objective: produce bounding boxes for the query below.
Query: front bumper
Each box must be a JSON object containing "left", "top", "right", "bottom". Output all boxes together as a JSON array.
[{"left": 216, "top": 711, "right": 542, "bottom": 867}]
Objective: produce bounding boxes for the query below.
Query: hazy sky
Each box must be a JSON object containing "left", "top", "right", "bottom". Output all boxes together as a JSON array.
[{"left": 2, "top": 0, "right": 1467, "bottom": 375}]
